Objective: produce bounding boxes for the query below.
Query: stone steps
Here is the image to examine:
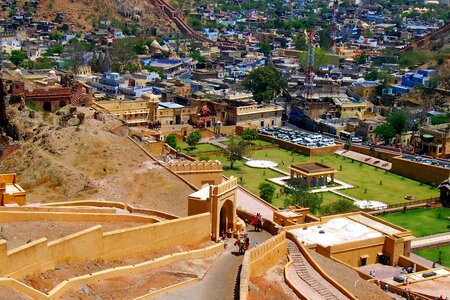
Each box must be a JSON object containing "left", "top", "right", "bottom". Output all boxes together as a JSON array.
[{"left": 287, "top": 241, "right": 340, "bottom": 300}]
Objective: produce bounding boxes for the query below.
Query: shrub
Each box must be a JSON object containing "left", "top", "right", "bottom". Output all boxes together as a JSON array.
[
  {"left": 259, "top": 182, "right": 276, "bottom": 203},
  {"left": 165, "top": 134, "right": 177, "bottom": 149}
]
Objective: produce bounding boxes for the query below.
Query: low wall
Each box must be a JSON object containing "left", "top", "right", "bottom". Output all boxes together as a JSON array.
[
  {"left": 240, "top": 232, "right": 287, "bottom": 300},
  {"left": 0, "top": 213, "right": 211, "bottom": 278},
  {"left": 43, "top": 200, "right": 179, "bottom": 220},
  {"left": 259, "top": 134, "right": 344, "bottom": 156},
  {"left": 249, "top": 231, "right": 287, "bottom": 277},
  {"left": 0, "top": 243, "right": 223, "bottom": 300},
  {"left": 391, "top": 156, "right": 450, "bottom": 186},
  {"left": 350, "top": 144, "right": 399, "bottom": 161},
  {"left": 0, "top": 211, "right": 159, "bottom": 223},
  {"left": 283, "top": 257, "right": 308, "bottom": 300}
]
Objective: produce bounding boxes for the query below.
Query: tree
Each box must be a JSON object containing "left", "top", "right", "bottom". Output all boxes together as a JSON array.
[
  {"left": 242, "top": 66, "right": 287, "bottom": 103},
  {"left": 241, "top": 128, "right": 259, "bottom": 141},
  {"left": 110, "top": 38, "right": 139, "bottom": 73},
  {"left": 186, "top": 131, "right": 202, "bottom": 148},
  {"left": 10, "top": 50, "right": 27, "bottom": 66},
  {"left": 44, "top": 44, "right": 63, "bottom": 57},
  {"left": 283, "top": 178, "right": 322, "bottom": 214},
  {"left": 365, "top": 69, "right": 379, "bottom": 81},
  {"left": 375, "top": 124, "right": 395, "bottom": 143},
  {"left": 388, "top": 110, "right": 409, "bottom": 134},
  {"left": 320, "top": 199, "right": 358, "bottom": 215},
  {"left": 66, "top": 41, "right": 86, "bottom": 73},
  {"left": 51, "top": 32, "right": 62, "bottom": 41},
  {"left": 223, "top": 137, "right": 249, "bottom": 169},
  {"left": 165, "top": 134, "right": 177, "bottom": 149},
  {"left": 257, "top": 43, "right": 272, "bottom": 56},
  {"left": 189, "top": 51, "right": 205, "bottom": 63},
  {"left": 294, "top": 34, "right": 307, "bottom": 51},
  {"left": 259, "top": 182, "right": 276, "bottom": 203}
]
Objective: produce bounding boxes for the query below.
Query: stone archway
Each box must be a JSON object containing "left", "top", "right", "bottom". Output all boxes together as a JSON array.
[{"left": 219, "top": 199, "right": 234, "bottom": 236}]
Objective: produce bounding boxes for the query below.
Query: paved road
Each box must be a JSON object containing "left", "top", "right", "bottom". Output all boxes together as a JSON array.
[
  {"left": 157, "top": 228, "right": 272, "bottom": 300},
  {"left": 411, "top": 232, "right": 450, "bottom": 250}
]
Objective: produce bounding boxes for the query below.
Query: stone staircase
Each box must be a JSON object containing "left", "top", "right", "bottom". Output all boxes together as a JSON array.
[{"left": 287, "top": 240, "right": 340, "bottom": 300}]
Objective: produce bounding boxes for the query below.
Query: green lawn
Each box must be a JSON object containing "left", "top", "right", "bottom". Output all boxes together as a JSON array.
[
  {"left": 194, "top": 146, "right": 437, "bottom": 207},
  {"left": 221, "top": 136, "right": 275, "bottom": 147},
  {"left": 414, "top": 245, "right": 450, "bottom": 268},
  {"left": 177, "top": 140, "right": 222, "bottom": 154},
  {"left": 247, "top": 148, "right": 438, "bottom": 205},
  {"left": 379, "top": 208, "right": 450, "bottom": 237},
  {"left": 209, "top": 153, "right": 351, "bottom": 210}
]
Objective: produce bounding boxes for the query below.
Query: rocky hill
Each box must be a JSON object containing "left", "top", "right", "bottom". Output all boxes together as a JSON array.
[
  {"left": 33, "top": 0, "right": 178, "bottom": 33},
  {"left": 0, "top": 105, "right": 195, "bottom": 216}
]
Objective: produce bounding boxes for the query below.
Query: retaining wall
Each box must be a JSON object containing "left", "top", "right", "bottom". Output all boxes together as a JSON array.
[
  {"left": 0, "top": 243, "right": 223, "bottom": 300},
  {"left": 240, "top": 232, "right": 287, "bottom": 299},
  {"left": 0, "top": 213, "right": 211, "bottom": 278}
]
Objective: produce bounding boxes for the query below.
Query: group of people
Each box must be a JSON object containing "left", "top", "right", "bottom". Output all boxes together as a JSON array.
[{"left": 232, "top": 212, "right": 265, "bottom": 255}]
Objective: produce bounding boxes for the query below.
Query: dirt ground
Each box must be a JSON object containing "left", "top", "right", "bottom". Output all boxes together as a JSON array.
[
  {"left": 60, "top": 255, "right": 218, "bottom": 300},
  {"left": 21, "top": 241, "right": 217, "bottom": 297},
  {"left": 32, "top": 0, "right": 178, "bottom": 33},
  {"left": 248, "top": 257, "right": 298, "bottom": 300},
  {"left": 308, "top": 250, "right": 392, "bottom": 300},
  {"left": 0, "top": 287, "right": 32, "bottom": 300},
  {"left": 0, "top": 221, "right": 145, "bottom": 250},
  {"left": 0, "top": 106, "right": 195, "bottom": 217}
]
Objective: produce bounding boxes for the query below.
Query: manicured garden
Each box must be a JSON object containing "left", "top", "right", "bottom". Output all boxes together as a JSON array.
[
  {"left": 414, "top": 245, "right": 450, "bottom": 268},
  {"left": 221, "top": 136, "right": 275, "bottom": 147},
  {"left": 176, "top": 140, "right": 222, "bottom": 154},
  {"left": 213, "top": 146, "right": 437, "bottom": 205},
  {"left": 379, "top": 208, "right": 450, "bottom": 237}
]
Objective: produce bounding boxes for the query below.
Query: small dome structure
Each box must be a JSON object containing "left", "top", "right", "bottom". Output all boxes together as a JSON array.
[{"left": 150, "top": 40, "right": 161, "bottom": 49}]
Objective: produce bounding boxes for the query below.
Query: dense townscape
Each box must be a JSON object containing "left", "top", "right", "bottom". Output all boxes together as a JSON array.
[{"left": 0, "top": 0, "right": 449, "bottom": 299}]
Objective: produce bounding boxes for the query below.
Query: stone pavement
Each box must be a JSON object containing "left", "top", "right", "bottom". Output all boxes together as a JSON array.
[
  {"left": 335, "top": 150, "right": 392, "bottom": 170},
  {"left": 156, "top": 227, "right": 272, "bottom": 300},
  {"left": 411, "top": 232, "right": 450, "bottom": 250}
]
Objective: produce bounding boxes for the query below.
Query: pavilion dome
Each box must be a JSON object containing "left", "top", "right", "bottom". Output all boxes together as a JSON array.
[
  {"left": 150, "top": 40, "right": 161, "bottom": 49},
  {"left": 161, "top": 44, "right": 170, "bottom": 53}
]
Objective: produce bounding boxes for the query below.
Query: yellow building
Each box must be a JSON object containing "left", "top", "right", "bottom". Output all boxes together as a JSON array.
[
  {"left": 337, "top": 100, "right": 367, "bottom": 119},
  {"left": 230, "top": 104, "right": 284, "bottom": 127},
  {"left": 93, "top": 92, "right": 194, "bottom": 126},
  {"left": 0, "top": 173, "right": 26, "bottom": 205},
  {"left": 349, "top": 81, "right": 379, "bottom": 99}
]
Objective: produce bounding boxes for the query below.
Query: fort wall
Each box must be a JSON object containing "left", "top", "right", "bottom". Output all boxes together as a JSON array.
[
  {"left": 0, "top": 242, "right": 223, "bottom": 300},
  {"left": 0, "top": 213, "right": 211, "bottom": 278},
  {"left": 390, "top": 156, "right": 450, "bottom": 186},
  {"left": 240, "top": 232, "right": 287, "bottom": 300}
]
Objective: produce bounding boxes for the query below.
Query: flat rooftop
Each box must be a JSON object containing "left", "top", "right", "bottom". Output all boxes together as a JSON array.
[
  {"left": 348, "top": 214, "right": 401, "bottom": 235},
  {"left": 291, "top": 162, "right": 336, "bottom": 174},
  {"left": 159, "top": 102, "right": 185, "bottom": 109},
  {"left": 290, "top": 217, "right": 383, "bottom": 247},
  {"left": 188, "top": 185, "right": 210, "bottom": 201}
]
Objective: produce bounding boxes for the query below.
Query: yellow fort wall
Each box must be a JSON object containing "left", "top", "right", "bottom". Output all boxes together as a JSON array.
[
  {"left": 240, "top": 232, "right": 287, "bottom": 300},
  {"left": 0, "top": 243, "right": 223, "bottom": 300},
  {"left": 0, "top": 213, "right": 211, "bottom": 279}
]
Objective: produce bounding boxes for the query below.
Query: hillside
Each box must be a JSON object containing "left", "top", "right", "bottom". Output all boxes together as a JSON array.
[
  {"left": 0, "top": 105, "right": 195, "bottom": 216},
  {"left": 33, "top": 0, "right": 178, "bottom": 33}
]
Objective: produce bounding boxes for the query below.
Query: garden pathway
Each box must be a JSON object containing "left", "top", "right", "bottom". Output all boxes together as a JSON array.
[{"left": 411, "top": 232, "right": 450, "bottom": 250}]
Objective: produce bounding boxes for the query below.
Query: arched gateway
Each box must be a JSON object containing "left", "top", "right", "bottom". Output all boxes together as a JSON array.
[{"left": 188, "top": 176, "right": 238, "bottom": 241}]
